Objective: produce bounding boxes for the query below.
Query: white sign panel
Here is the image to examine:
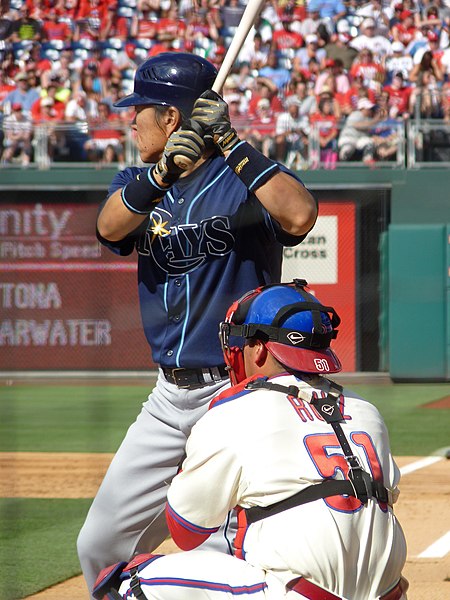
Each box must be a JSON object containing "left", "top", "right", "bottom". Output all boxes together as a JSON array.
[{"left": 281, "top": 215, "right": 338, "bottom": 284}]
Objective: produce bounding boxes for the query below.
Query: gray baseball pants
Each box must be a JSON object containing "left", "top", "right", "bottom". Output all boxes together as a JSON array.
[{"left": 77, "top": 369, "right": 231, "bottom": 598}]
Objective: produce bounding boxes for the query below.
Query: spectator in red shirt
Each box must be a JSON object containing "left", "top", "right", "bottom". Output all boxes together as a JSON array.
[
  {"left": 272, "top": 17, "right": 304, "bottom": 52},
  {"left": 349, "top": 48, "right": 385, "bottom": 90},
  {"left": 338, "top": 73, "right": 377, "bottom": 115},
  {"left": 246, "top": 97, "right": 277, "bottom": 158},
  {"left": 24, "top": 43, "right": 53, "bottom": 82},
  {"left": 31, "top": 84, "right": 66, "bottom": 121},
  {"left": 247, "top": 76, "right": 284, "bottom": 118},
  {"left": 309, "top": 95, "right": 339, "bottom": 168},
  {"left": 383, "top": 71, "right": 412, "bottom": 118},
  {"left": 148, "top": 31, "right": 178, "bottom": 57},
  {"left": 74, "top": 0, "right": 108, "bottom": 41},
  {"left": 130, "top": 9, "right": 158, "bottom": 39},
  {"left": 156, "top": 4, "right": 187, "bottom": 43},
  {"left": 0, "top": 70, "right": 15, "bottom": 105},
  {"left": 102, "top": 5, "right": 129, "bottom": 40},
  {"left": 32, "top": 96, "right": 61, "bottom": 123},
  {"left": 42, "top": 11, "right": 73, "bottom": 42},
  {"left": 84, "top": 101, "right": 125, "bottom": 165},
  {"left": 391, "top": 10, "right": 417, "bottom": 46}
]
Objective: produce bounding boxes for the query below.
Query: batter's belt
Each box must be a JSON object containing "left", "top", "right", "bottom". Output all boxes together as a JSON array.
[{"left": 161, "top": 365, "right": 228, "bottom": 389}]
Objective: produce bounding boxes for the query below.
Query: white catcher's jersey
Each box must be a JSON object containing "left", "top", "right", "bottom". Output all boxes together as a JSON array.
[{"left": 167, "top": 373, "right": 407, "bottom": 599}]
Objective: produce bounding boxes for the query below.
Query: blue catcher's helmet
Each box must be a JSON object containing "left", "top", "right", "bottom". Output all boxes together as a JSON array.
[
  {"left": 114, "top": 52, "right": 217, "bottom": 118},
  {"left": 220, "top": 280, "right": 341, "bottom": 383}
]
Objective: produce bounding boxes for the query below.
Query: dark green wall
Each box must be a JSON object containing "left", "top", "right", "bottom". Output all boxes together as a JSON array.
[{"left": 1, "top": 166, "right": 448, "bottom": 379}]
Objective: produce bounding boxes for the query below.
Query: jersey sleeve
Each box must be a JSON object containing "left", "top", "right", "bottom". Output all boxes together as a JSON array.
[
  {"left": 166, "top": 410, "right": 243, "bottom": 550},
  {"left": 96, "top": 166, "right": 149, "bottom": 256}
]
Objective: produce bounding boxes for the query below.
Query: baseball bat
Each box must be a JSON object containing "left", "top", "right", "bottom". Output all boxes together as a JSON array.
[{"left": 173, "top": 0, "right": 266, "bottom": 170}]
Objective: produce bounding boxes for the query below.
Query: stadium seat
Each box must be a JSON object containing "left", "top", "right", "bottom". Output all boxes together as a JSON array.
[
  {"left": 103, "top": 37, "right": 124, "bottom": 50},
  {"left": 42, "top": 40, "right": 66, "bottom": 51}
]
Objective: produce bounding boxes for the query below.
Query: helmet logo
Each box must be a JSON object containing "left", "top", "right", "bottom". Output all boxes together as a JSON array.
[
  {"left": 287, "top": 332, "right": 305, "bottom": 345},
  {"left": 314, "top": 358, "right": 330, "bottom": 372}
]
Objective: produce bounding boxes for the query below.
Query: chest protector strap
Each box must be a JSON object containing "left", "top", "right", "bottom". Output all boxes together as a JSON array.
[{"left": 244, "top": 378, "right": 389, "bottom": 525}]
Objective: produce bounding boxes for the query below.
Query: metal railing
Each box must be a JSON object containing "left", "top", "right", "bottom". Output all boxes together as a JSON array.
[{"left": 1, "top": 118, "right": 449, "bottom": 170}]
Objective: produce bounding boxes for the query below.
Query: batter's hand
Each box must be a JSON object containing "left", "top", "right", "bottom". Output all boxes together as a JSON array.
[
  {"left": 191, "top": 90, "right": 240, "bottom": 155},
  {"left": 153, "top": 127, "right": 205, "bottom": 185}
]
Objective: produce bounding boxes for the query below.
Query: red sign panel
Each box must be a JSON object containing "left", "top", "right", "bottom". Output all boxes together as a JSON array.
[
  {"left": 0, "top": 202, "right": 150, "bottom": 370},
  {"left": 282, "top": 202, "right": 356, "bottom": 371}
]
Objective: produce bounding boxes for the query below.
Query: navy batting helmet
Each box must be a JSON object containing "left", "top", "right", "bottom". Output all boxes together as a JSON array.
[{"left": 114, "top": 52, "right": 217, "bottom": 118}]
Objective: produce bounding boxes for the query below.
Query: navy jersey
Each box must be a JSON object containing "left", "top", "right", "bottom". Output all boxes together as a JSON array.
[{"left": 100, "top": 155, "right": 315, "bottom": 368}]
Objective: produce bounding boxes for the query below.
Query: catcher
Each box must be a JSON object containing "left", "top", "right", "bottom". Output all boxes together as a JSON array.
[{"left": 93, "top": 280, "right": 408, "bottom": 600}]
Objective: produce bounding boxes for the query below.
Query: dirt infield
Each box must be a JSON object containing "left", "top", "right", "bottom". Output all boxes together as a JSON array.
[{"left": 1, "top": 453, "right": 448, "bottom": 600}]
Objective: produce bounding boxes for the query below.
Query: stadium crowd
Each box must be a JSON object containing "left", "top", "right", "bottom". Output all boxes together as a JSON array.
[{"left": 0, "top": 0, "right": 450, "bottom": 167}]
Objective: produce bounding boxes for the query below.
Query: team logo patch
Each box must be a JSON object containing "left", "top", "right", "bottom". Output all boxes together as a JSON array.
[
  {"left": 138, "top": 207, "right": 235, "bottom": 274},
  {"left": 321, "top": 403, "right": 335, "bottom": 416},
  {"left": 314, "top": 358, "right": 330, "bottom": 372},
  {"left": 287, "top": 332, "right": 305, "bottom": 345}
]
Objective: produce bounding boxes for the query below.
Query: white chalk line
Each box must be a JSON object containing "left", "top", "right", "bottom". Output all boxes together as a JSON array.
[
  {"left": 418, "top": 531, "right": 450, "bottom": 558},
  {"left": 399, "top": 455, "right": 443, "bottom": 476},
  {"left": 400, "top": 455, "right": 449, "bottom": 558}
]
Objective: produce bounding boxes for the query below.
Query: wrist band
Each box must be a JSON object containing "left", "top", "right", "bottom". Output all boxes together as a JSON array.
[
  {"left": 225, "top": 141, "right": 280, "bottom": 192},
  {"left": 121, "top": 168, "right": 168, "bottom": 215}
]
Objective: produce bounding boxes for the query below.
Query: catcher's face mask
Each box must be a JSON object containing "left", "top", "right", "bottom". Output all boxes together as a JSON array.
[{"left": 219, "top": 279, "right": 342, "bottom": 386}]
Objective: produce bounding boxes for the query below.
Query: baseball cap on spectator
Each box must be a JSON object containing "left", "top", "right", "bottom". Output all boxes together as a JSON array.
[
  {"left": 361, "top": 18, "right": 375, "bottom": 28},
  {"left": 324, "top": 58, "right": 335, "bottom": 68},
  {"left": 12, "top": 103, "right": 22, "bottom": 111},
  {"left": 225, "top": 75, "right": 239, "bottom": 89},
  {"left": 394, "top": 3, "right": 404, "bottom": 10},
  {"left": 41, "top": 97, "right": 54, "bottom": 107},
  {"left": 391, "top": 41, "right": 405, "bottom": 53},
  {"left": 427, "top": 31, "right": 439, "bottom": 42},
  {"left": 15, "top": 72, "right": 27, "bottom": 82},
  {"left": 336, "top": 19, "right": 350, "bottom": 33},
  {"left": 400, "top": 10, "right": 413, "bottom": 20},
  {"left": 306, "top": 34, "right": 318, "bottom": 44},
  {"left": 358, "top": 97, "right": 375, "bottom": 110},
  {"left": 257, "top": 98, "right": 270, "bottom": 110},
  {"left": 285, "top": 95, "right": 302, "bottom": 107}
]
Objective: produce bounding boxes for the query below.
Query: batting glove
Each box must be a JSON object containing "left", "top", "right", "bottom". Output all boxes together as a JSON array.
[
  {"left": 153, "top": 127, "right": 206, "bottom": 186},
  {"left": 191, "top": 90, "right": 240, "bottom": 155}
]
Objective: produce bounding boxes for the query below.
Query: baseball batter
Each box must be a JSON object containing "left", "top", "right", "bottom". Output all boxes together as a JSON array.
[
  {"left": 93, "top": 281, "right": 407, "bottom": 600},
  {"left": 77, "top": 53, "right": 318, "bottom": 595}
]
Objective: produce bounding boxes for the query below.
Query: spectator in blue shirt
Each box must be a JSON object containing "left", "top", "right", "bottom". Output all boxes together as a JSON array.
[
  {"left": 258, "top": 51, "right": 292, "bottom": 91},
  {"left": 306, "top": 0, "right": 346, "bottom": 25}
]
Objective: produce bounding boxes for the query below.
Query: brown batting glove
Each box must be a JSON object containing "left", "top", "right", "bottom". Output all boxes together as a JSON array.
[
  {"left": 190, "top": 90, "right": 240, "bottom": 155},
  {"left": 153, "top": 127, "right": 206, "bottom": 185}
]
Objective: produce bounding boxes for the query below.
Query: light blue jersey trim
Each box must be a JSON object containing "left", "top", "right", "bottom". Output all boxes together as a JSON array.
[
  {"left": 173, "top": 166, "right": 229, "bottom": 366},
  {"left": 163, "top": 278, "right": 169, "bottom": 312},
  {"left": 121, "top": 186, "right": 152, "bottom": 215},
  {"left": 226, "top": 139, "right": 246, "bottom": 157},
  {"left": 249, "top": 164, "right": 278, "bottom": 191},
  {"left": 186, "top": 166, "right": 228, "bottom": 222},
  {"left": 176, "top": 274, "right": 190, "bottom": 367}
]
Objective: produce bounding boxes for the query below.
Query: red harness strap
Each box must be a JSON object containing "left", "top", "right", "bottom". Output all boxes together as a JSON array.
[{"left": 287, "top": 577, "right": 404, "bottom": 600}]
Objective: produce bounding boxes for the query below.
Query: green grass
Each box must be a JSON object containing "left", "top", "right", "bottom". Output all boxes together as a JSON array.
[
  {"left": 348, "top": 383, "right": 450, "bottom": 455},
  {"left": 0, "top": 498, "right": 91, "bottom": 599},
  {"left": 0, "top": 383, "right": 154, "bottom": 453},
  {"left": 0, "top": 379, "right": 448, "bottom": 598}
]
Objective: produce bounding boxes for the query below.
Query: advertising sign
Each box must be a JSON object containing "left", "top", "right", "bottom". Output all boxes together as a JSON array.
[
  {"left": 282, "top": 202, "right": 356, "bottom": 371},
  {"left": 0, "top": 202, "right": 150, "bottom": 370}
]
